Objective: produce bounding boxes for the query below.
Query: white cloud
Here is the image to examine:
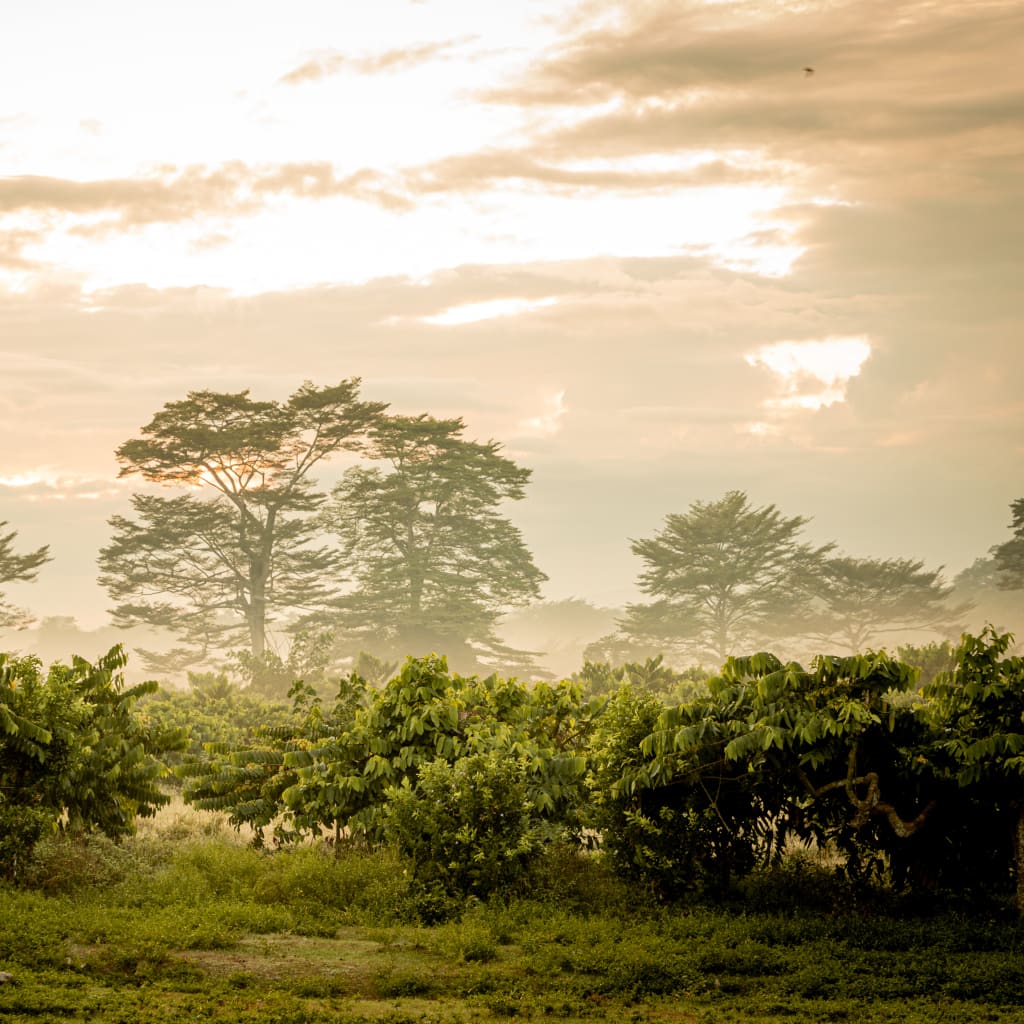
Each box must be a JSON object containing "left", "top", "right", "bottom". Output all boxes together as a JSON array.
[
  {"left": 746, "top": 336, "right": 872, "bottom": 411},
  {"left": 0, "top": 468, "right": 122, "bottom": 502},
  {"left": 421, "top": 296, "right": 559, "bottom": 325}
]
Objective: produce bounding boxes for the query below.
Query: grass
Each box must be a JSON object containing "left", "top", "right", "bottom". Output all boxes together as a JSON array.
[{"left": 2, "top": 808, "right": 1024, "bottom": 1023}]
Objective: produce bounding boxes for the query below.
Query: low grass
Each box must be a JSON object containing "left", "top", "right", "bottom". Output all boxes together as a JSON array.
[{"left": 2, "top": 812, "right": 1023, "bottom": 1023}]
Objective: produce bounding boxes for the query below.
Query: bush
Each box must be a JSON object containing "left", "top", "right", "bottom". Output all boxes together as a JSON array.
[{"left": 384, "top": 752, "right": 542, "bottom": 900}]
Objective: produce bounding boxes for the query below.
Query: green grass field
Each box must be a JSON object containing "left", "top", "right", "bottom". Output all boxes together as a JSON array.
[{"left": 2, "top": 810, "right": 1023, "bottom": 1023}]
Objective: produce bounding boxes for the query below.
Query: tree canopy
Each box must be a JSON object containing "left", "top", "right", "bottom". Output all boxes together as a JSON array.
[
  {"left": 806, "top": 555, "right": 970, "bottom": 652},
  {"left": 319, "top": 414, "right": 546, "bottom": 674},
  {"left": 993, "top": 497, "right": 1024, "bottom": 591},
  {"left": 98, "top": 381, "right": 385, "bottom": 671},
  {"left": 612, "top": 491, "right": 833, "bottom": 664},
  {"left": 0, "top": 521, "right": 50, "bottom": 629}
]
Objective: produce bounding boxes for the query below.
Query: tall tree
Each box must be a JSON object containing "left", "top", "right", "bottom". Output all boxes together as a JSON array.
[
  {"left": 613, "top": 491, "right": 833, "bottom": 664},
  {"left": 319, "top": 414, "right": 546, "bottom": 673},
  {"left": 806, "top": 555, "right": 970, "bottom": 652},
  {"left": 98, "top": 381, "right": 385, "bottom": 671},
  {"left": 993, "top": 497, "right": 1024, "bottom": 590},
  {"left": 0, "top": 521, "right": 50, "bottom": 628}
]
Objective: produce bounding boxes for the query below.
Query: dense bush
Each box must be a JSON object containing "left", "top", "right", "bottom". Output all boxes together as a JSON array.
[
  {"left": 384, "top": 751, "right": 541, "bottom": 900},
  {"left": 0, "top": 645, "right": 183, "bottom": 879}
]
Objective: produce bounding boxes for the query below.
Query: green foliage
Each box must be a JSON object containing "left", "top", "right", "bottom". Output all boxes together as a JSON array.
[
  {"left": 576, "top": 654, "right": 709, "bottom": 701},
  {"left": 280, "top": 655, "right": 598, "bottom": 847},
  {"left": 897, "top": 639, "right": 956, "bottom": 688},
  {"left": 228, "top": 628, "right": 335, "bottom": 699},
  {"left": 0, "top": 520, "right": 50, "bottom": 628},
  {"left": 179, "top": 673, "right": 367, "bottom": 846},
  {"left": 923, "top": 626, "right": 1024, "bottom": 909},
  {"left": 591, "top": 648, "right": 935, "bottom": 896},
  {"left": 98, "top": 380, "right": 386, "bottom": 669},
  {"left": 926, "top": 627, "right": 1024, "bottom": 786},
  {"left": 319, "top": 413, "right": 547, "bottom": 675},
  {"left": 0, "top": 645, "right": 184, "bottom": 878},
  {"left": 385, "top": 751, "right": 541, "bottom": 900},
  {"left": 142, "top": 676, "right": 294, "bottom": 772},
  {"left": 586, "top": 686, "right": 699, "bottom": 896}
]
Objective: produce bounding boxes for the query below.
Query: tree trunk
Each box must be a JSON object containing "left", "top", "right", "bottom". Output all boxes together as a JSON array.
[{"left": 249, "top": 565, "right": 267, "bottom": 659}]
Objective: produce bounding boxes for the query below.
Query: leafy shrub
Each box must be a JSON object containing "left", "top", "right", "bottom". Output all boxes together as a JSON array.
[
  {"left": 18, "top": 831, "right": 141, "bottom": 895},
  {"left": 384, "top": 751, "right": 542, "bottom": 901}
]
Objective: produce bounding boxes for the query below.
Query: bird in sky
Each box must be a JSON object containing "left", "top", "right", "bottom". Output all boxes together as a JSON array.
[{"left": 803, "top": 66, "right": 815, "bottom": 76}]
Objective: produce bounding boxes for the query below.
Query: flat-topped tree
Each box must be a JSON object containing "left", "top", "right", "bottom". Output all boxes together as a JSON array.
[
  {"left": 806, "top": 555, "right": 971, "bottom": 653},
  {"left": 98, "top": 381, "right": 386, "bottom": 672},
  {"left": 0, "top": 521, "right": 50, "bottom": 629}
]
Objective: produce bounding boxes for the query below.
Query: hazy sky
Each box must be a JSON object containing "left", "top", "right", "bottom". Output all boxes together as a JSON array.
[{"left": 1, "top": 0, "right": 1021, "bottom": 629}]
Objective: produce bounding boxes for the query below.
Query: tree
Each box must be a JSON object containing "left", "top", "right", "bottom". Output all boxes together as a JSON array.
[
  {"left": 993, "top": 498, "right": 1024, "bottom": 590},
  {"left": 601, "top": 650, "right": 931, "bottom": 896},
  {"left": 0, "top": 645, "right": 183, "bottom": 878},
  {"left": 0, "top": 521, "right": 50, "bottom": 628},
  {"left": 952, "top": 555, "right": 1024, "bottom": 637},
  {"left": 806, "top": 555, "right": 970, "bottom": 652},
  {"left": 924, "top": 627, "right": 1024, "bottom": 913},
  {"left": 98, "top": 381, "right": 386, "bottom": 671},
  {"left": 320, "top": 414, "right": 547, "bottom": 673},
  {"left": 613, "top": 491, "right": 833, "bottom": 664}
]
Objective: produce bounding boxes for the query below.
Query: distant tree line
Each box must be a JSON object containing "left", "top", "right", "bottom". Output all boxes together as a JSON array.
[{"left": 1, "top": 379, "right": 1023, "bottom": 686}]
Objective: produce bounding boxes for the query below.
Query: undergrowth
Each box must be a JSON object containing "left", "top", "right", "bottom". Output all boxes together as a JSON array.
[{"left": 2, "top": 823, "right": 1024, "bottom": 1023}]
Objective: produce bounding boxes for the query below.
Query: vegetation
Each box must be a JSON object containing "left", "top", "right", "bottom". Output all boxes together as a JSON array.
[
  {"left": 1, "top": 823, "right": 1023, "bottom": 1023},
  {"left": 994, "top": 496, "right": 1024, "bottom": 590},
  {"left": 97, "top": 381, "right": 386, "bottom": 673},
  {"left": 3, "top": 632, "right": 1024, "bottom": 1020},
  {"left": 6, "top": 381, "right": 1024, "bottom": 1018},
  {"left": 608, "top": 491, "right": 834, "bottom": 663},
  {"left": 809, "top": 554, "right": 970, "bottom": 651},
  {"left": 0, "top": 645, "right": 184, "bottom": 879},
  {"left": 0, "top": 520, "right": 50, "bottom": 629},
  {"left": 320, "top": 413, "right": 547, "bottom": 675}
]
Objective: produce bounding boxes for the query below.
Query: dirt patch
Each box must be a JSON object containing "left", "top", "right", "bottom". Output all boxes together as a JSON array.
[{"left": 177, "top": 934, "right": 390, "bottom": 980}]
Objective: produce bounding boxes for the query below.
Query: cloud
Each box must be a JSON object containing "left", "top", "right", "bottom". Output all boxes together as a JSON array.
[
  {"left": 420, "top": 296, "right": 560, "bottom": 325},
  {"left": 746, "top": 336, "right": 872, "bottom": 411},
  {"left": 0, "top": 469, "right": 124, "bottom": 502},
  {"left": 0, "top": 162, "right": 415, "bottom": 247},
  {"left": 372, "top": 147, "right": 791, "bottom": 203},
  {"left": 483, "top": 0, "right": 1024, "bottom": 204},
  {"left": 278, "top": 37, "right": 476, "bottom": 85},
  {"left": 519, "top": 390, "right": 568, "bottom": 438}
]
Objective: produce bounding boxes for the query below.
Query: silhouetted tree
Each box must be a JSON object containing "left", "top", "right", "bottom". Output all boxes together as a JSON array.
[
  {"left": 98, "top": 381, "right": 385, "bottom": 672},
  {"left": 319, "top": 414, "right": 546, "bottom": 674},
  {"left": 806, "top": 555, "right": 970, "bottom": 652},
  {"left": 0, "top": 521, "right": 50, "bottom": 629},
  {"left": 993, "top": 498, "right": 1024, "bottom": 590},
  {"left": 610, "top": 491, "right": 833, "bottom": 664}
]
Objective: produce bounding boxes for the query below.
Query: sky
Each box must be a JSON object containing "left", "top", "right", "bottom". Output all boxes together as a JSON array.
[{"left": 1, "top": 0, "right": 1022, "bottom": 632}]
